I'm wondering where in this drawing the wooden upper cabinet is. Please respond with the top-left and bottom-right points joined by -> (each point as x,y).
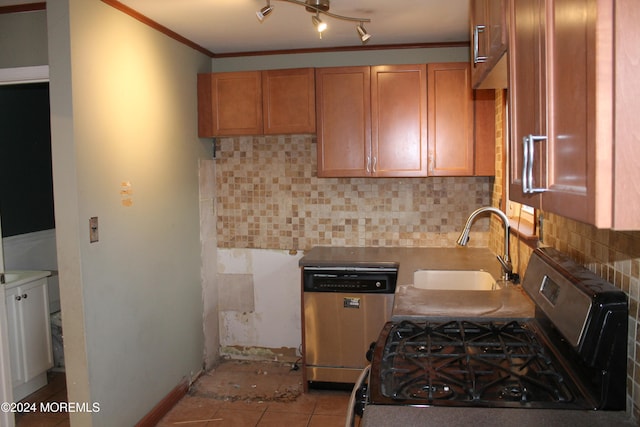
316,67 -> 371,177
316,65 -> 427,177
371,64 -> 428,177
427,62 -> 474,176
508,0 -> 640,229
317,63 -> 493,178
198,68 -> 315,137
198,71 -> 263,137
262,68 -> 315,135
470,0 -> 508,89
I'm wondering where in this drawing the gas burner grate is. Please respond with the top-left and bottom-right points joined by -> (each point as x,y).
379,320 -> 575,405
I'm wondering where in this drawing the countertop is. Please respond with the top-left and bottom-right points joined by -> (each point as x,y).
299,246 -> 535,320
2,270 -> 52,290
361,405 -> 635,427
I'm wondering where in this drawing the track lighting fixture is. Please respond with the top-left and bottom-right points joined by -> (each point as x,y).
255,0 -> 372,44
356,23 -> 372,43
256,1 -> 273,22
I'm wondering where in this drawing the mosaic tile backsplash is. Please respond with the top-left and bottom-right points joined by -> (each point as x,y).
215,135 -> 493,250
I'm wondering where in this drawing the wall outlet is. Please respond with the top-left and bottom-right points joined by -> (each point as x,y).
89,217 -> 99,243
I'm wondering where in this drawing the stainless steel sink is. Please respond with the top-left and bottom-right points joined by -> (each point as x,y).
412,270 -> 498,291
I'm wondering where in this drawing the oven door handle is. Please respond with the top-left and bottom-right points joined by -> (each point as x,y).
345,364 -> 370,427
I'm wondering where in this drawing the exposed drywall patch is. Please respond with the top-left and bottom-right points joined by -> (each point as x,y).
220,311 -> 257,346
217,249 -> 304,351
218,273 -> 254,312
217,248 -> 253,274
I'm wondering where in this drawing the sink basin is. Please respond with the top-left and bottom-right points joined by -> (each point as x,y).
412,270 -> 498,291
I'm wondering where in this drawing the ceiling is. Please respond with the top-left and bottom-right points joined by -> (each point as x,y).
2,0 -> 471,56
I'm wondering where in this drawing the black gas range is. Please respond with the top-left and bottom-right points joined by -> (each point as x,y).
355,247 -> 628,417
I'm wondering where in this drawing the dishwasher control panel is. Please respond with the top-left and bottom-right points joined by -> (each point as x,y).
303,266 -> 398,293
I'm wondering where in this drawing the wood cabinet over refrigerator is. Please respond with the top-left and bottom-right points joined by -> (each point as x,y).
508,0 -> 640,230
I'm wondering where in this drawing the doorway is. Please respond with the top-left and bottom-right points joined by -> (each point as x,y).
0,66 -> 67,425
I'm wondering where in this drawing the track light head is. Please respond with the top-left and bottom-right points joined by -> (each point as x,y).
312,15 -> 327,33
256,3 -> 273,21
356,23 -> 372,43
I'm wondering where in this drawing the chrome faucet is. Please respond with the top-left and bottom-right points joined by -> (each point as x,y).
457,207 -> 517,282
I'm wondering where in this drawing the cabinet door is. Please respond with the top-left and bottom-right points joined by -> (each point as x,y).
427,63 -> 474,176
5,288 -> 24,387
371,64 -> 427,177
4,279 -> 52,387
198,71 -> 262,136
19,280 -> 53,382
508,0 -> 544,208
263,68 -> 315,135
316,67 -> 371,177
540,0 -> 593,223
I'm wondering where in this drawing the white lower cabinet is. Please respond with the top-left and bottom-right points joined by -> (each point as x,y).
5,277 -> 53,401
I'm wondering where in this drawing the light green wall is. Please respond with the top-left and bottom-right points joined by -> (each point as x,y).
0,10 -> 48,68
212,46 -> 469,72
47,0 -> 211,425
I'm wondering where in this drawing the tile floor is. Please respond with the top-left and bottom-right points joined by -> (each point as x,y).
14,361 -> 355,427
158,360 -> 354,427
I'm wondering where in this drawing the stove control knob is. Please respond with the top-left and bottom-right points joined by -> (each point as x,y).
355,384 -> 368,417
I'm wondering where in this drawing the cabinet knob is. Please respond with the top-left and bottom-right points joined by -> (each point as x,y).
22,293 -> 28,299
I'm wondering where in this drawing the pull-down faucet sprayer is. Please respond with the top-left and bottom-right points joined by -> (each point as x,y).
457,207 -> 518,282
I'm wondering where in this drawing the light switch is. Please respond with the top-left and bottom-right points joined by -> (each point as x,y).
89,217 -> 99,243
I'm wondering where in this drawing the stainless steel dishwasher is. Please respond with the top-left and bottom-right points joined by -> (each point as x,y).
302,265 -> 397,386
